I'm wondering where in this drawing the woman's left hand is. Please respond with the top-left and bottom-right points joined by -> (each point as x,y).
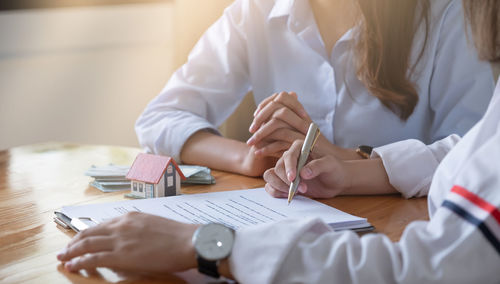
57,212 -> 199,274
247,91 -> 359,160
247,92 -> 312,157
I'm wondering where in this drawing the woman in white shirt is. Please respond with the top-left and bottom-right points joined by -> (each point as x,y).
135,0 -> 493,177
57,1 -> 500,282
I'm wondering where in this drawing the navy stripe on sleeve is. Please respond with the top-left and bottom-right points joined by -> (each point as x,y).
442,200 -> 500,255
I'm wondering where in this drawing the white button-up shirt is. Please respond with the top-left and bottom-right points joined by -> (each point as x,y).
229,79 -> 500,283
136,0 -> 493,164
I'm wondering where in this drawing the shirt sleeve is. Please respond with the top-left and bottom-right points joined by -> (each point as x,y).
427,1 -> 494,140
230,208 -> 500,284
230,116 -> 500,284
371,134 -> 461,198
135,0 -> 251,162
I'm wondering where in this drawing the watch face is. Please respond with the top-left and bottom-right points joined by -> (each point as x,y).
193,223 -> 235,261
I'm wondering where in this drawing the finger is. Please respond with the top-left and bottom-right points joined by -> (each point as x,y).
250,100 -> 286,133
254,141 -> 290,158
297,183 -> 308,194
247,118 -> 291,146
264,169 -> 288,197
253,92 -> 280,119
301,156 -> 339,180
248,106 -> 310,146
270,106 -> 310,134
67,223 -> 113,248
272,91 -> 309,119
65,252 -> 116,272
272,155 -> 290,184
251,92 -> 309,134
59,236 -> 114,261
264,183 -> 288,198
283,140 -> 304,182
250,128 -> 304,154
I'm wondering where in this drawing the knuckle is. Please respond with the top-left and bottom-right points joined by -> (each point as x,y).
274,128 -> 289,139
80,238 -> 91,250
118,241 -> 135,253
86,253 -> 101,264
125,211 -> 139,218
274,108 -> 288,119
267,118 -> 280,128
263,169 -> 272,181
265,184 -> 280,197
275,92 -> 287,102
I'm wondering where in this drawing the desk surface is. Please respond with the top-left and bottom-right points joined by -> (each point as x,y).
0,143 -> 428,283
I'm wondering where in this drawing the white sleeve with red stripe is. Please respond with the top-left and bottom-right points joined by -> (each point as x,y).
371,134 -> 461,198
230,203 -> 500,283
230,133 -> 500,284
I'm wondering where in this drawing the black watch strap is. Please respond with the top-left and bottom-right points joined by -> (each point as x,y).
197,255 -> 220,278
356,145 -> 373,159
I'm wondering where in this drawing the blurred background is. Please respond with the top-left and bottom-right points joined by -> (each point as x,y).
1,1 -> 498,151
0,0 -> 256,150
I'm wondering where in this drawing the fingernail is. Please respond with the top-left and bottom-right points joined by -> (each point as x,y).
247,137 -> 255,145
286,171 -> 293,181
254,149 -> 261,156
253,109 -> 259,117
65,260 -> 73,271
57,248 -> 67,260
249,123 -> 255,132
298,184 -> 307,193
303,167 -> 312,177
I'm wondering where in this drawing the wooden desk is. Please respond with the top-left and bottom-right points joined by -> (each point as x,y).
0,143 -> 428,283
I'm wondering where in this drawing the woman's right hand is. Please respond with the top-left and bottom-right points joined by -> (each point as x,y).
263,140 -> 352,199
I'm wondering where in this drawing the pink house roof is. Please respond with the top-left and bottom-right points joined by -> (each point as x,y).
126,153 -> 186,184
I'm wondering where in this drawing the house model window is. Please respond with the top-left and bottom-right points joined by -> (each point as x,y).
126,153 -> 186,199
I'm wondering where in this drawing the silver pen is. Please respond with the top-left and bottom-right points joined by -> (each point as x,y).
288,122 -> 320,205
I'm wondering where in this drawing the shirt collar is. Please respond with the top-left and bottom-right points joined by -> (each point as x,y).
268,0 -> 356,58
268,0 -> 295,20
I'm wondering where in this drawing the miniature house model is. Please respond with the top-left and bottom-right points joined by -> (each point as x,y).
126,153 -> 186,198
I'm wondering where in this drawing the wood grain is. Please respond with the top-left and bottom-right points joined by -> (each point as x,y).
0,143 -> 429,283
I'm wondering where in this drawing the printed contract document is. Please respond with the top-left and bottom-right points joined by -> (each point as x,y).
57,188 -> 371,231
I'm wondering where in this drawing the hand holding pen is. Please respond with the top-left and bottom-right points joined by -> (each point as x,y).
263,123 -> 353,201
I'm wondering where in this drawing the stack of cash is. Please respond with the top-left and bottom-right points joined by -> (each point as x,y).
85,164 -> 215,193
85,164 -> 131,192
179,165 -> 216,185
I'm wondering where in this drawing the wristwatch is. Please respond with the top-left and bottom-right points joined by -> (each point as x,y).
192,223 -> 235,278
356,145 -> 373,159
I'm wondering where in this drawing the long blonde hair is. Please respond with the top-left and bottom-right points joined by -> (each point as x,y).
463,0 -> 500,62
354,0 -> 430,120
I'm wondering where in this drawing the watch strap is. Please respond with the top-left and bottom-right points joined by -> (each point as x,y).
197,255 -> 220,278
356,145 -> 373,159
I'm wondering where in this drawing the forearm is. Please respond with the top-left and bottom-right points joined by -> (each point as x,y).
342,158 -> 397,195
315,135 -> 362,160
181,131 -> 244,173
180,130 -> 275,177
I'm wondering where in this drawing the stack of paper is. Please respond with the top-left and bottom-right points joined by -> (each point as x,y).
85,164 -> 216,193
85,164 -> 131,192
57,188 -> 373,232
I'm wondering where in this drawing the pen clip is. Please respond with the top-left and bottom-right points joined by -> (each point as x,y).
310,128 -> 321,152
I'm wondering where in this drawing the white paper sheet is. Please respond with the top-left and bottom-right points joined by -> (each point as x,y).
59,188 -> 369,230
